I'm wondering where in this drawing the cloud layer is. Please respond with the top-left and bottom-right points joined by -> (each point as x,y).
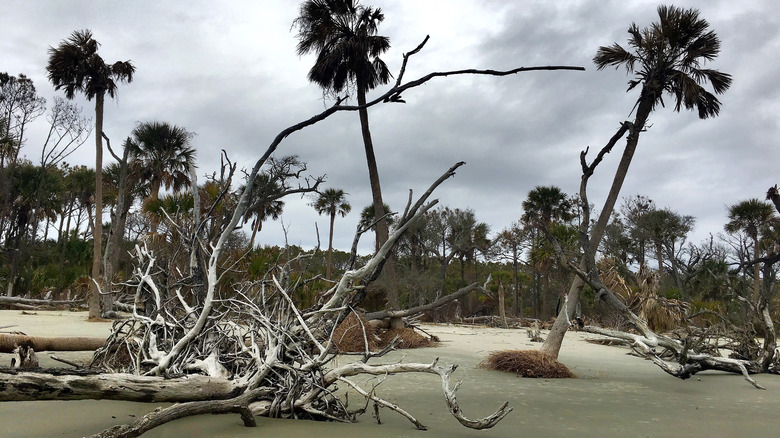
2,1 -> 777,252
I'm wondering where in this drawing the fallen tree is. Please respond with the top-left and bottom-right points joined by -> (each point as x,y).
0,296 -> 83,309
364,281 -> 486,329
0,333 -> 105,353
0,37 -> 585,436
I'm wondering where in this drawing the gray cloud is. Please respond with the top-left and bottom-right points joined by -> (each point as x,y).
1,0 -> 776,253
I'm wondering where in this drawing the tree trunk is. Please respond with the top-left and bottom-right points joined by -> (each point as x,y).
248,217 -> 261,249
541,108 -> 646,358
356,86 -> 398,309
89,92 -> 105,319
753,234 -> 761,301
513,246 -> 520,316
0,370 -> 242,402
497,279 -> 507,328
655,239 -> 664,277
0,333 -> 105,353
102,139 -> 131,315
147,179 -> 162,234
364,282 -> 483,322
327,211 -> 335,280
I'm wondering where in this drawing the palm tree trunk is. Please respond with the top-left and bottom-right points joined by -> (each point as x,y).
248,218 -> 262,249
327,211 -> 335,280
753,234 -> 761,301
356,86 -> 398,309
356,88 -> 388,249
512,247 -> 520,316
541,99 -> 652,358
89,92 -> 105,319
148,180 -> 162,234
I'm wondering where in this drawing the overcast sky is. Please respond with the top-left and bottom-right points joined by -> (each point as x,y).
2,1 -> 778,254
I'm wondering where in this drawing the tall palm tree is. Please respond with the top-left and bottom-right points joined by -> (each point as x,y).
590,5 -> 731,247
543,6 -> 732,357
295,0 -> 391,246
312,188 -> 351,279
127,121 -> 196,232
725,199 -> 776,300
47,29 -> 135,319
521,186 -> 574,317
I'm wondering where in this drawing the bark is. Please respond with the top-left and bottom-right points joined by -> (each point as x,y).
0,333 -> 106,353
0,370 -> 243,402
89,92 -> 105,319
356,85 -> 399,309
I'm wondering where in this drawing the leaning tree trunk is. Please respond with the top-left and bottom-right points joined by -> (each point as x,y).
541,114 -> 639,358
89,92 -> 105,320
357,85 -> 399,309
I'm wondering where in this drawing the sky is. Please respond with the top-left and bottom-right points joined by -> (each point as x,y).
1,0 -> 778,254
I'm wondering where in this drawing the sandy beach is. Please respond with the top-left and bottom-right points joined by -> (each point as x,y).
1,310 -> 778,437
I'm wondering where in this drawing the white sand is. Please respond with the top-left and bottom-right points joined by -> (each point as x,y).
1,310 -> 779,437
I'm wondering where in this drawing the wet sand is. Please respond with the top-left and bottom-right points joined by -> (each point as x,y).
1,310 -> 778,437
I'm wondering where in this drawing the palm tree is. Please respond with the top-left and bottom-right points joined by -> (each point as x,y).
47,29 -> 135,319
359,202 -> 393,232
590,5 -> 731,248
295,0 -> 391,248
241,173 -> 286,249
725,199 -> 776,300
312,188 -> 351,279
521,186 -> 574,228
542,6 -> 732,357
127,121 -> 196,232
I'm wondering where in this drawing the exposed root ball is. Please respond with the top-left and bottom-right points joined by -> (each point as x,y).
332,312 -> 379,353
480,350 -> 575,378
380,327 -> 438,349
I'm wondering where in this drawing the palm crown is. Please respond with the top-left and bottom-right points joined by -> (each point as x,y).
594,5 -> 732,119
46,29 -> 135,101
314,188 -> 351,218
725,198 -> 776,241
295,0 -> 391,96
128,121 -> 196,199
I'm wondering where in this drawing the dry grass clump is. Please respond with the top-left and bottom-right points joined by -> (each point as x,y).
332,312 -> 379,353
480,350 -> 575,378
380,327 -> 438,349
